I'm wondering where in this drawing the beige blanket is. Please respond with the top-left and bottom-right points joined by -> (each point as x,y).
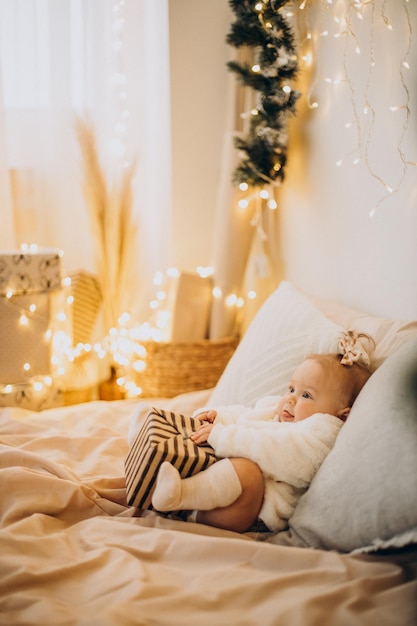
1,396 -> 416,625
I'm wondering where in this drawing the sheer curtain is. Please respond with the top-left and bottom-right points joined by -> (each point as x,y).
0,0 -> 172,322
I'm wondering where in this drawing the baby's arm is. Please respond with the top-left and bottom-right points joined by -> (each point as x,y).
190,421 -> 215,444
191,399 -> 277,443
207,417 -> 340,488
193,404 -> 247,425
193,398 -> 279,426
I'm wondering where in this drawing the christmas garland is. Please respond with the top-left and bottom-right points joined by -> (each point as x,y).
227,0 -> 299,188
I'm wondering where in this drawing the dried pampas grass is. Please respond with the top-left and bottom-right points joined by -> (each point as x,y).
75,115 -> 138,332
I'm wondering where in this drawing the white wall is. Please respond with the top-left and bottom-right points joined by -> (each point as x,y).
169,2 -> 417,321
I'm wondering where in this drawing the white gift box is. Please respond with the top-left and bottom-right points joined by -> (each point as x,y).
166,272 -> 213,342
0,381 -> 63,411
0,289 -> 71,383
0,248 -> 70,410
0,247 -> 63,295
0,292 -> 52,384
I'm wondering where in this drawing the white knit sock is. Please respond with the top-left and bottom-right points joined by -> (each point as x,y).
151,458 -> 242,512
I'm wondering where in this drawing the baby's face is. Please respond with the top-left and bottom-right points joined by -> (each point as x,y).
277,359 -> 348,422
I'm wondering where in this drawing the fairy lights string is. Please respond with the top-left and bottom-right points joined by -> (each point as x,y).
5,1 -> 415,402
1,258 -> 248,400
0,242 -> 260,401
368,0 -> 415,215
294,0 -> 415,216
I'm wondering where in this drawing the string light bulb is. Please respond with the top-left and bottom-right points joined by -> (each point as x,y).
19,313 -> 29,326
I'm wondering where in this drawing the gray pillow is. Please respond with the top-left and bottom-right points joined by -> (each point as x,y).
272,335 -> 417,553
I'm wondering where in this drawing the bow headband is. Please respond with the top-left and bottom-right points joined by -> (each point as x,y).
338,330 -> 371,368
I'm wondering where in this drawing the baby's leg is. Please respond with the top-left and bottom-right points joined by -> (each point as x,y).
152,458 -> 242,512
152,456 -> 264,533
196,457 -> 264,533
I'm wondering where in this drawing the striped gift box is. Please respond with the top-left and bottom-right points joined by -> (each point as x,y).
124,408 -> 217,511
68,271 -> 101,345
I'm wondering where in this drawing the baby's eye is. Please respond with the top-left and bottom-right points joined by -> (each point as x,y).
302,392 -> 312,399
288,386 -> 295,394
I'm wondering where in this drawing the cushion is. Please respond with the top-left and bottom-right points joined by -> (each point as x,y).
273,335 -> 417,553
309,293 -> 417,368
209,281 -> 344,407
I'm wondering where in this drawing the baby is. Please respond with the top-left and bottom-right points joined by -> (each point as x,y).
152,331 -> 373,533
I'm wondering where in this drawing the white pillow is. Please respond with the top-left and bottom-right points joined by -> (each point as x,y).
209,281 -> 344,407
309,293 -> 417,367
274,335 -> 417,554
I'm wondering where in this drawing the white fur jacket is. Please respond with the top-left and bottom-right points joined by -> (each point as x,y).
193,396 -> 344,532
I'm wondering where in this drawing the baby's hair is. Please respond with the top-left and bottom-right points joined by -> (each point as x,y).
305,353 -> 372,407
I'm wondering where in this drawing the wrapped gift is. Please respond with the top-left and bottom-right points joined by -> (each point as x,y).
0,292 -> 52,383
0,247 -> 63,295
0,288 -> 71,382
0,247 -> 70,410
0,381 -> 63,411
125,408 -> 217,510
53,271 -> 103,402
165,272 -> 212,341
68,271 -> 102,345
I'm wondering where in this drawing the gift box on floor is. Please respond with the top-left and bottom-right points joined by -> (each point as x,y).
125,408 -> 217,510
0,381 -> 64,411
0,292 -> 54,384
0,247 -> 71,410
0,247 -> 63,295
68,271 -> 102,345
165,272 -> 213,342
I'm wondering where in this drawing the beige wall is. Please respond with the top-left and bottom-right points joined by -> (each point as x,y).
169,0 -> 232,272
169,2 -> 417,321
281,2 -> 417,321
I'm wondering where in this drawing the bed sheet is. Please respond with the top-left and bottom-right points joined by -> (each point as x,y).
1,395 -> 416,626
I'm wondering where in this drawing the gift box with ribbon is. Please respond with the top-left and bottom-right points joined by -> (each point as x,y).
125,408 -> 217,511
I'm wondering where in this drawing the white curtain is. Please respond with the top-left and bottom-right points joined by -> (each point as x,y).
0,0 -> 172,322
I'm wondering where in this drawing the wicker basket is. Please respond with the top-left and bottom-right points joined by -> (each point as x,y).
135,336 -> 239,398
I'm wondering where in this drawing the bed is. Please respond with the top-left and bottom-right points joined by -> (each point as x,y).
1,281 -> 417,625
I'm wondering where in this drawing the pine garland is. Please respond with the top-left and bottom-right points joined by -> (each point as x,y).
227,0 -> 299,188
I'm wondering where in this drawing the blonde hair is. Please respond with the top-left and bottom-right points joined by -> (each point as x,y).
306,353 -> 372,407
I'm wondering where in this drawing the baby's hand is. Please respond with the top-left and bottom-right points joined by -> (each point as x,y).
195,409 -> 217,423
190,422 -> 215,445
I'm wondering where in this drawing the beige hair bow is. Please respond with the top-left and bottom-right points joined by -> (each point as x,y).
338,330 -> 371,368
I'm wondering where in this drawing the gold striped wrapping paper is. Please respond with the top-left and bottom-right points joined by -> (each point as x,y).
124,408 -> 217,510
68,271 -> 101,346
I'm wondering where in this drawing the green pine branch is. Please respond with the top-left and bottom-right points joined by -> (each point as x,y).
227,0 -> 299,188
